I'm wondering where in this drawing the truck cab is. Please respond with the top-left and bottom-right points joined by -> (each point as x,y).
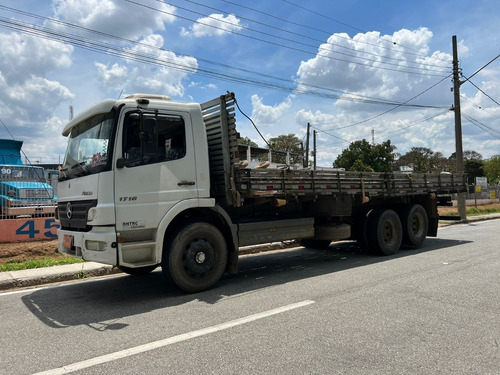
57,94 -> 212,270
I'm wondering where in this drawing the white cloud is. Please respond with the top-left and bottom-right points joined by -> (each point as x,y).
0,28 -> 74,161
296,28 -> 451,104
0,32 -> 73,83
95,34 -> 198,97
51,0 -> 176,40
181,14 -> 242,38
251,95 -> 292,125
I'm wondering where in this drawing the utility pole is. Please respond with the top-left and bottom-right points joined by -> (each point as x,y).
452,35 -> 467,221
313,130 -> 317,170
304,122 -> 311,168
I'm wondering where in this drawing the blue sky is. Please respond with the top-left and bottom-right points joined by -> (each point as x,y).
0,0 -> 499,166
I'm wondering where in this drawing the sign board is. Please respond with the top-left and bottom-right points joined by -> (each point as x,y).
475,177 -> 488,189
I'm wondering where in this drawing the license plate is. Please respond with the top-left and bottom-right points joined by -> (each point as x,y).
63,235 -> 73,250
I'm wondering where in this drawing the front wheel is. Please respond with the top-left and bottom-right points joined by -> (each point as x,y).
162,222 -> 228,293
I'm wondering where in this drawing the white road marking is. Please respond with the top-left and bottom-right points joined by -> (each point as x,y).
33,300 -> 315,375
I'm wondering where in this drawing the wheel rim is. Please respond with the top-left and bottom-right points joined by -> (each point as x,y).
411,212 -> 424,237
382,218 -> 397,246
183,239 -> 215,276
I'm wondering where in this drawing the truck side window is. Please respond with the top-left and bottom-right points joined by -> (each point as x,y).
157,115 -> 186,161
123,113 -> 186,166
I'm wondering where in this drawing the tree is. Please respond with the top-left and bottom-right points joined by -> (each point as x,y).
450,150 -> 484,181
483,155 -> 500,184
267,133 -> 303,164
333,139 -> 396,172
237,136 -> 258,147
397,147 -> 452,173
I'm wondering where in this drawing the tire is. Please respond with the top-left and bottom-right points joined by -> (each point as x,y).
366,209 -> 402,256
162,222 -> 228,293
356,209 -> 373,251
401,204 -> 428,247
118,265 -> 157,276
299,239 -> 331,249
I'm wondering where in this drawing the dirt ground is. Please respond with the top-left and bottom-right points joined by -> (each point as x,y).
1,203 -> 499,266
0,239 -> 59,265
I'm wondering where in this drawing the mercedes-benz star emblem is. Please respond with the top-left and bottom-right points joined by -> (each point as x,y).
66,202 -> 73,219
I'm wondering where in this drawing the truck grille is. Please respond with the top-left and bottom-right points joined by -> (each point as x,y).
58,200 -> 97,231
20,189 -> 53,199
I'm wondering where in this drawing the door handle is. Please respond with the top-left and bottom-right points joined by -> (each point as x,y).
178,181 -> 195,186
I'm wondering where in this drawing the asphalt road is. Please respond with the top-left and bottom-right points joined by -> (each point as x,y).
1,219 -> 499,375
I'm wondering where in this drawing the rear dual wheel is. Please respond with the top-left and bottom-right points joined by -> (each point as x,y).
401,204 -> 428,247
366,209 -> 402,256
360,204 -> 428,255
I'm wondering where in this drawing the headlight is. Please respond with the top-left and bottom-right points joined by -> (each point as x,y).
7,190 -> 16,198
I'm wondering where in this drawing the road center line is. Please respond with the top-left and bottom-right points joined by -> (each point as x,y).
33,299 -> 315,375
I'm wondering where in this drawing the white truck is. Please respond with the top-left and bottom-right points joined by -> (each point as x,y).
56,93 -> 466,292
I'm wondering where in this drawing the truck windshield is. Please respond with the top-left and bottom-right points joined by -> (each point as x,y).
61,110 -> 115,179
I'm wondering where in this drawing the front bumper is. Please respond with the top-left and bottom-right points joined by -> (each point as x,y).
57,226 -> 118,266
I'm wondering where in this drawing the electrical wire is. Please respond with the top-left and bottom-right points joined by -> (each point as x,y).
278,0 -> 445,59
316,73 -> 452,132
130,0 -> 449,77
177,0 -> 449,72
0,9 -> 448,109
464,78 -> 500,107
233,95 -> 271,148
462,113 -> 500,139
222,0 -> 451,65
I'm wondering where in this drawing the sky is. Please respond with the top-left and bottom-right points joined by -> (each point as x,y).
0,0 -> 499,167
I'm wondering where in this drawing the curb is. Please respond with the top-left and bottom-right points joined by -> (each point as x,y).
1,214 -> 499,291
0,263 -> 121,291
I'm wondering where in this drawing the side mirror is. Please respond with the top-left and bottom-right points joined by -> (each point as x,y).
116,158 -> 126,169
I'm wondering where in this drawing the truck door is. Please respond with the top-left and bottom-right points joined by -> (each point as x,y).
114,110 -> 197,234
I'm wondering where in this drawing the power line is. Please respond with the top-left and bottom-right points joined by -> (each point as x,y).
460,94 -> 500,122
132,0 -> 449,77
278,0 -> 445,59
464,78 -> 500,107
178,0 -> 449,72
461,54 -> 500,84
462,112 -> 500,139
318,74 -> 451,131
0,8 -> 448,109
222,0 -> 451,65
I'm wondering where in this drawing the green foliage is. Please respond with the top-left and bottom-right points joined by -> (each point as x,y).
464,159 -> 484,181
333,139 -> 396,172
483,155 -> 500,184
268,133 -> 303,164
397,147 -> 455,173
237,136 -> 258,147
0,257 -> 83,272
444,206 -> 500,217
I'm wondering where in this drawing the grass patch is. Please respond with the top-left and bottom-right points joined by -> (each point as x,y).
442,206 -> 500,217
0,257 -> 84,272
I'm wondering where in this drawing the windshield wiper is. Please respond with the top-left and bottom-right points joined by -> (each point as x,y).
70,161 -> 91,176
